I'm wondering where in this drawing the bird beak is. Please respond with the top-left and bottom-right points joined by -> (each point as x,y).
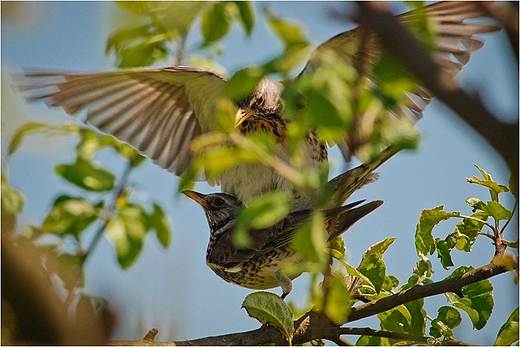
235,108 -> 252,127
182,190 -> 207,207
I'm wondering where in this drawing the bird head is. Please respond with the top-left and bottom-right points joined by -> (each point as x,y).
235,77 -> 284,127
182,191 -> 243,234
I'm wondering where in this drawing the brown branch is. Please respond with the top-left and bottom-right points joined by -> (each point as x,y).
348,260 -> 513,322
355,2 -> 519,183
108,260 -> 514,346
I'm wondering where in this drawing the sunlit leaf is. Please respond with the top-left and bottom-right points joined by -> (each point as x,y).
445,266 -> 494,330
483,200 -> 512,221
149,203 -> 172,248
55,157 -> 115,192
495,307 -> 519,346
105,204 -> 148,269
435,239 -> 454,269
242,292 -> 294,343
291,210 -> 327,264
467,165 -> 509,201
233,2 -> 254,36
342,261 -> 376,294
1,174 -> 25,233
42,195 -> 100,238
235,191 -> 292,248
358,253 -> 386,294
362,238 -> 397,259
323,272 -> 354,325
405,299 -> 426,336
430,306 -> 462,338
202,3 -> 231,45
264,7 -> 308,47
358,238 -> 396,294
415,205 -> 459,256
8,122 -> 48,155
225,67 -> 266,100
465,196 -> 485,211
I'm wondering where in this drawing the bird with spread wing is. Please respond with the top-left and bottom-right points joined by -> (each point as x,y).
16,2 -> 499,206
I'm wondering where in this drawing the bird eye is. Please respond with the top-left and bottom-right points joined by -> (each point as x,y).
213,197 -> 224,207
257,95 -> 265,105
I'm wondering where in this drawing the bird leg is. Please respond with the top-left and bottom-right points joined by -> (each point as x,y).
274,269 -> 292,299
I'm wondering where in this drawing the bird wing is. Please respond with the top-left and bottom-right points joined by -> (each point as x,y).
299,1 -> 500,160
207,209 -> 312,269
208,200 -> 380,269
16,66 -> 227,178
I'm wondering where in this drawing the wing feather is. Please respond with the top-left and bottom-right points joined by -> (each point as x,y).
17,66 -> 227,177
301,1 -> 500,161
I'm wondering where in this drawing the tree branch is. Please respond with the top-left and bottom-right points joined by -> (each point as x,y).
108,260 -> 515,346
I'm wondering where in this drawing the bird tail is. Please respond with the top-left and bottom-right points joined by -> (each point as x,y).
326,146 -> 398,208
326,199 -> 384,241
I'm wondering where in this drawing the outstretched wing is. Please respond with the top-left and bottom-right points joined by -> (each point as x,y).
16,66 -> 227,177
300,1 -> 500,160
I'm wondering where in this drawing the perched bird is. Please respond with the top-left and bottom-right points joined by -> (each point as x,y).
15,2 -> 499,203
183,190 -> 383,297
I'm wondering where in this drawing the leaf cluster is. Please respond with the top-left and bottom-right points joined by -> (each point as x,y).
5,122 -> 172,315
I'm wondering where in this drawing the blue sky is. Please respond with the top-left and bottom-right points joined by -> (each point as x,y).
2,2 -> 518,344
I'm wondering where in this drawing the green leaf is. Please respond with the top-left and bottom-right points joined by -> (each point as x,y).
495,307 -> 519,346
149,203 -> 172,248
42,196 -> 100,238
235,191 -> 292,248
238,191 -> 292,228
264,7 -> 307,48
105,204 -> 148,269
483,200 -> 512,221
465,196 -> 486,211
405,299 -> 426,336
242,292 -> 294,343
358,253 -> 386,294
413,256 -> 433,280
8,122 -> 49,155
323,272 -> 355,325
233,1 -> 254,36
415,205 -> 459,256
430,306 -> 462,338
358,238 -> 396,294
448,211 -> 487,253
327,235 -> 346,260
356,335 -> 381,346
291,210 -> 327,263
1,174 -> 25,233
342,261 -> 376,294
445,266 -> 494,330
373,50 -> 419,103
436,239 -> 454,269
55,157 -> 115,192
362,238 -> 397,259
201,3 -> 231,45
105,24 -> 151,55
509,175 -> 518,198
225,66 -> 266,100
467,165 -> 509,201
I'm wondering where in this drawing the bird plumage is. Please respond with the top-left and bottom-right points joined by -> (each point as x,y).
183,190 -> 383,294
15,2 -> 500,203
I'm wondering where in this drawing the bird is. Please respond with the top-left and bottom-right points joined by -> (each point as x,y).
15,2 -> 500,204
182,190 -> 383,297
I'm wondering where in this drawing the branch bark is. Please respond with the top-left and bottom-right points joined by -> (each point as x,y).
108,259 -> 515,346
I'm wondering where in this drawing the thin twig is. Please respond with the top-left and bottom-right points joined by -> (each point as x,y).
63,161 -> 133,309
